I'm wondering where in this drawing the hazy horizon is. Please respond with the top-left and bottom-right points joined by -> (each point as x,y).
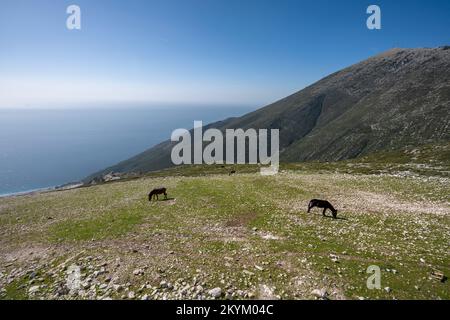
1,0 -> 449,109
0,105 -> 255,195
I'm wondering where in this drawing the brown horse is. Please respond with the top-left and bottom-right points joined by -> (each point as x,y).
307,199 -> 338,219
148,187 -> 168,201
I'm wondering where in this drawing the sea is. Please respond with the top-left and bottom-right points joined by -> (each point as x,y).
0,106 -> 254,196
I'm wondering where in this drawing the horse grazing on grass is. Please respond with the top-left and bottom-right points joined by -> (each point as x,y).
307,199 -> 338,219
149,187 -> 168,201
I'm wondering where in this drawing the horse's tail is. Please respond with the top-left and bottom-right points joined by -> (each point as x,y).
148,192 -> 153,201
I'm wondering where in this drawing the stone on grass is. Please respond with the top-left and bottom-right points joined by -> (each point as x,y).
311,288 -> 328,299
29,285 -> 40,294
208,287 -> 222,298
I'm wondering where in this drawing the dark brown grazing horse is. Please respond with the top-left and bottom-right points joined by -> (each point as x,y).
148,187 -> 168,201
229,170 -> 236,176
307,199 -> 338,219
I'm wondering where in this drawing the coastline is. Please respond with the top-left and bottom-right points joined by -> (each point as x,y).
0,187 -> 55,199
0,182 -> 84,199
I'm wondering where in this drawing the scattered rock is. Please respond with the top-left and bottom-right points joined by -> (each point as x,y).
55,283 -> 70,296
29,285 -> 40,294
243,270 -> 255,276
430,269 -> 447,283
258,284 -> 278,300
113,284 -> 122,292
260,233 -> 281,240
133,269 -> 144,276
330,254 -> 340,263
311,288 -> 328,299
208,287 -> 222,298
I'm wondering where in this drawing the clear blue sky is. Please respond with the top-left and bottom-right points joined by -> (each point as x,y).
0,0 -> 449,108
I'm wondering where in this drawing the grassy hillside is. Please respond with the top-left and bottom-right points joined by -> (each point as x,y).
1,159 -> 449,300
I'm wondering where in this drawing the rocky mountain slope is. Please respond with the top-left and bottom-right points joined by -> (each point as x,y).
85,47 -> 450,181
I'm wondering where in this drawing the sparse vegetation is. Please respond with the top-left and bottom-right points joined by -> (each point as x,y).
0,153 -> 449,300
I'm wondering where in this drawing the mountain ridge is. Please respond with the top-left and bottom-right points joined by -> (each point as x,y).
85,46 -> 450,182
